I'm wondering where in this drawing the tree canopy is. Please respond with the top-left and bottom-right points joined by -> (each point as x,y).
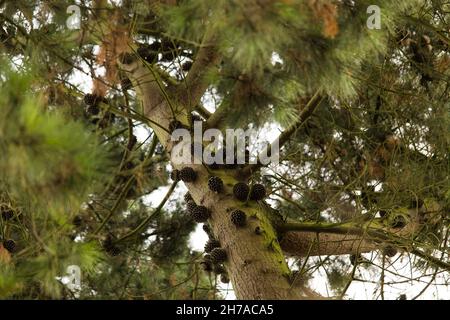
0,0 -> 448,300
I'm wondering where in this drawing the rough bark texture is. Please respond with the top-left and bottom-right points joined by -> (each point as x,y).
180,167 -> 302,299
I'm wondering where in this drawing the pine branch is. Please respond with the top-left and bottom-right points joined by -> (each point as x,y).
175,29 -> 220,110
278,221 -> 450,271
117,181 -> 178,243
204,99 -> 228,130
239,91 -> 324,178
92,176 -> 136,235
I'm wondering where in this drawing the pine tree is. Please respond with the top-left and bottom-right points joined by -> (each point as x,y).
0,0 -> 448,300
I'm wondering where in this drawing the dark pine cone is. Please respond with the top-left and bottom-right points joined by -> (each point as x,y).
200,258 -> 213,272
204,239 -> 221,253
184,192 -> 193,203
137,45 -> 157,63
210,248 -> 227,264
208,176 -> 224,193
233,182 -> 249,201
249,184 -> 266,201
182,61 -> 193,71
203,253 -> 212,263
202,224 -> 213,237
191,206 -> 211,223
84,93 -> 101,106
102,237 -> 121,256
170,169 -> 180,181
1,206 -> 14,220
213,264 -> 226,275
179,167 -> 197,183
220,274 -> 230,284
2,239 -> 16,253
231,210 -> 246,227
383,245 -> 398,258
106,246 -> 121,256
186,200 -> 197,214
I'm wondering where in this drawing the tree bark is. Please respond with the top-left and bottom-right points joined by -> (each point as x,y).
279,231 -> 376,257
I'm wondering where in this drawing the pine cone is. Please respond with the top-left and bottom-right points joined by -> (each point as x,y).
204,239 -> 221,253
202,224 -> 212,237
191,206 -> 210,223
233,182 -> 249,201
106,246 -> 121,256
2,239 -> 16,253
102,237 -> 121,256
137,45 -> 157,63
191,114 -> 202,124
170,169 -> 180,181
179,167 -> 197,182
208,176 -> 223,193
231,210 -> 246,227
84,93 -> 101,106
1,206 -> 14,220
186,200 -> 197,214
200,259 -> 213,272
213,264 -> 226,275
249,184 -> 266,201
220,274 -> 230,284
204,253 -> 212,262
182,61 -> 193,71
184,192 -> 193,203
210,248 -> 227,264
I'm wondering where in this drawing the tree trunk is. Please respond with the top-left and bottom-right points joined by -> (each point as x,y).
180,165 -> 302,299
122,59 -> 302,299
